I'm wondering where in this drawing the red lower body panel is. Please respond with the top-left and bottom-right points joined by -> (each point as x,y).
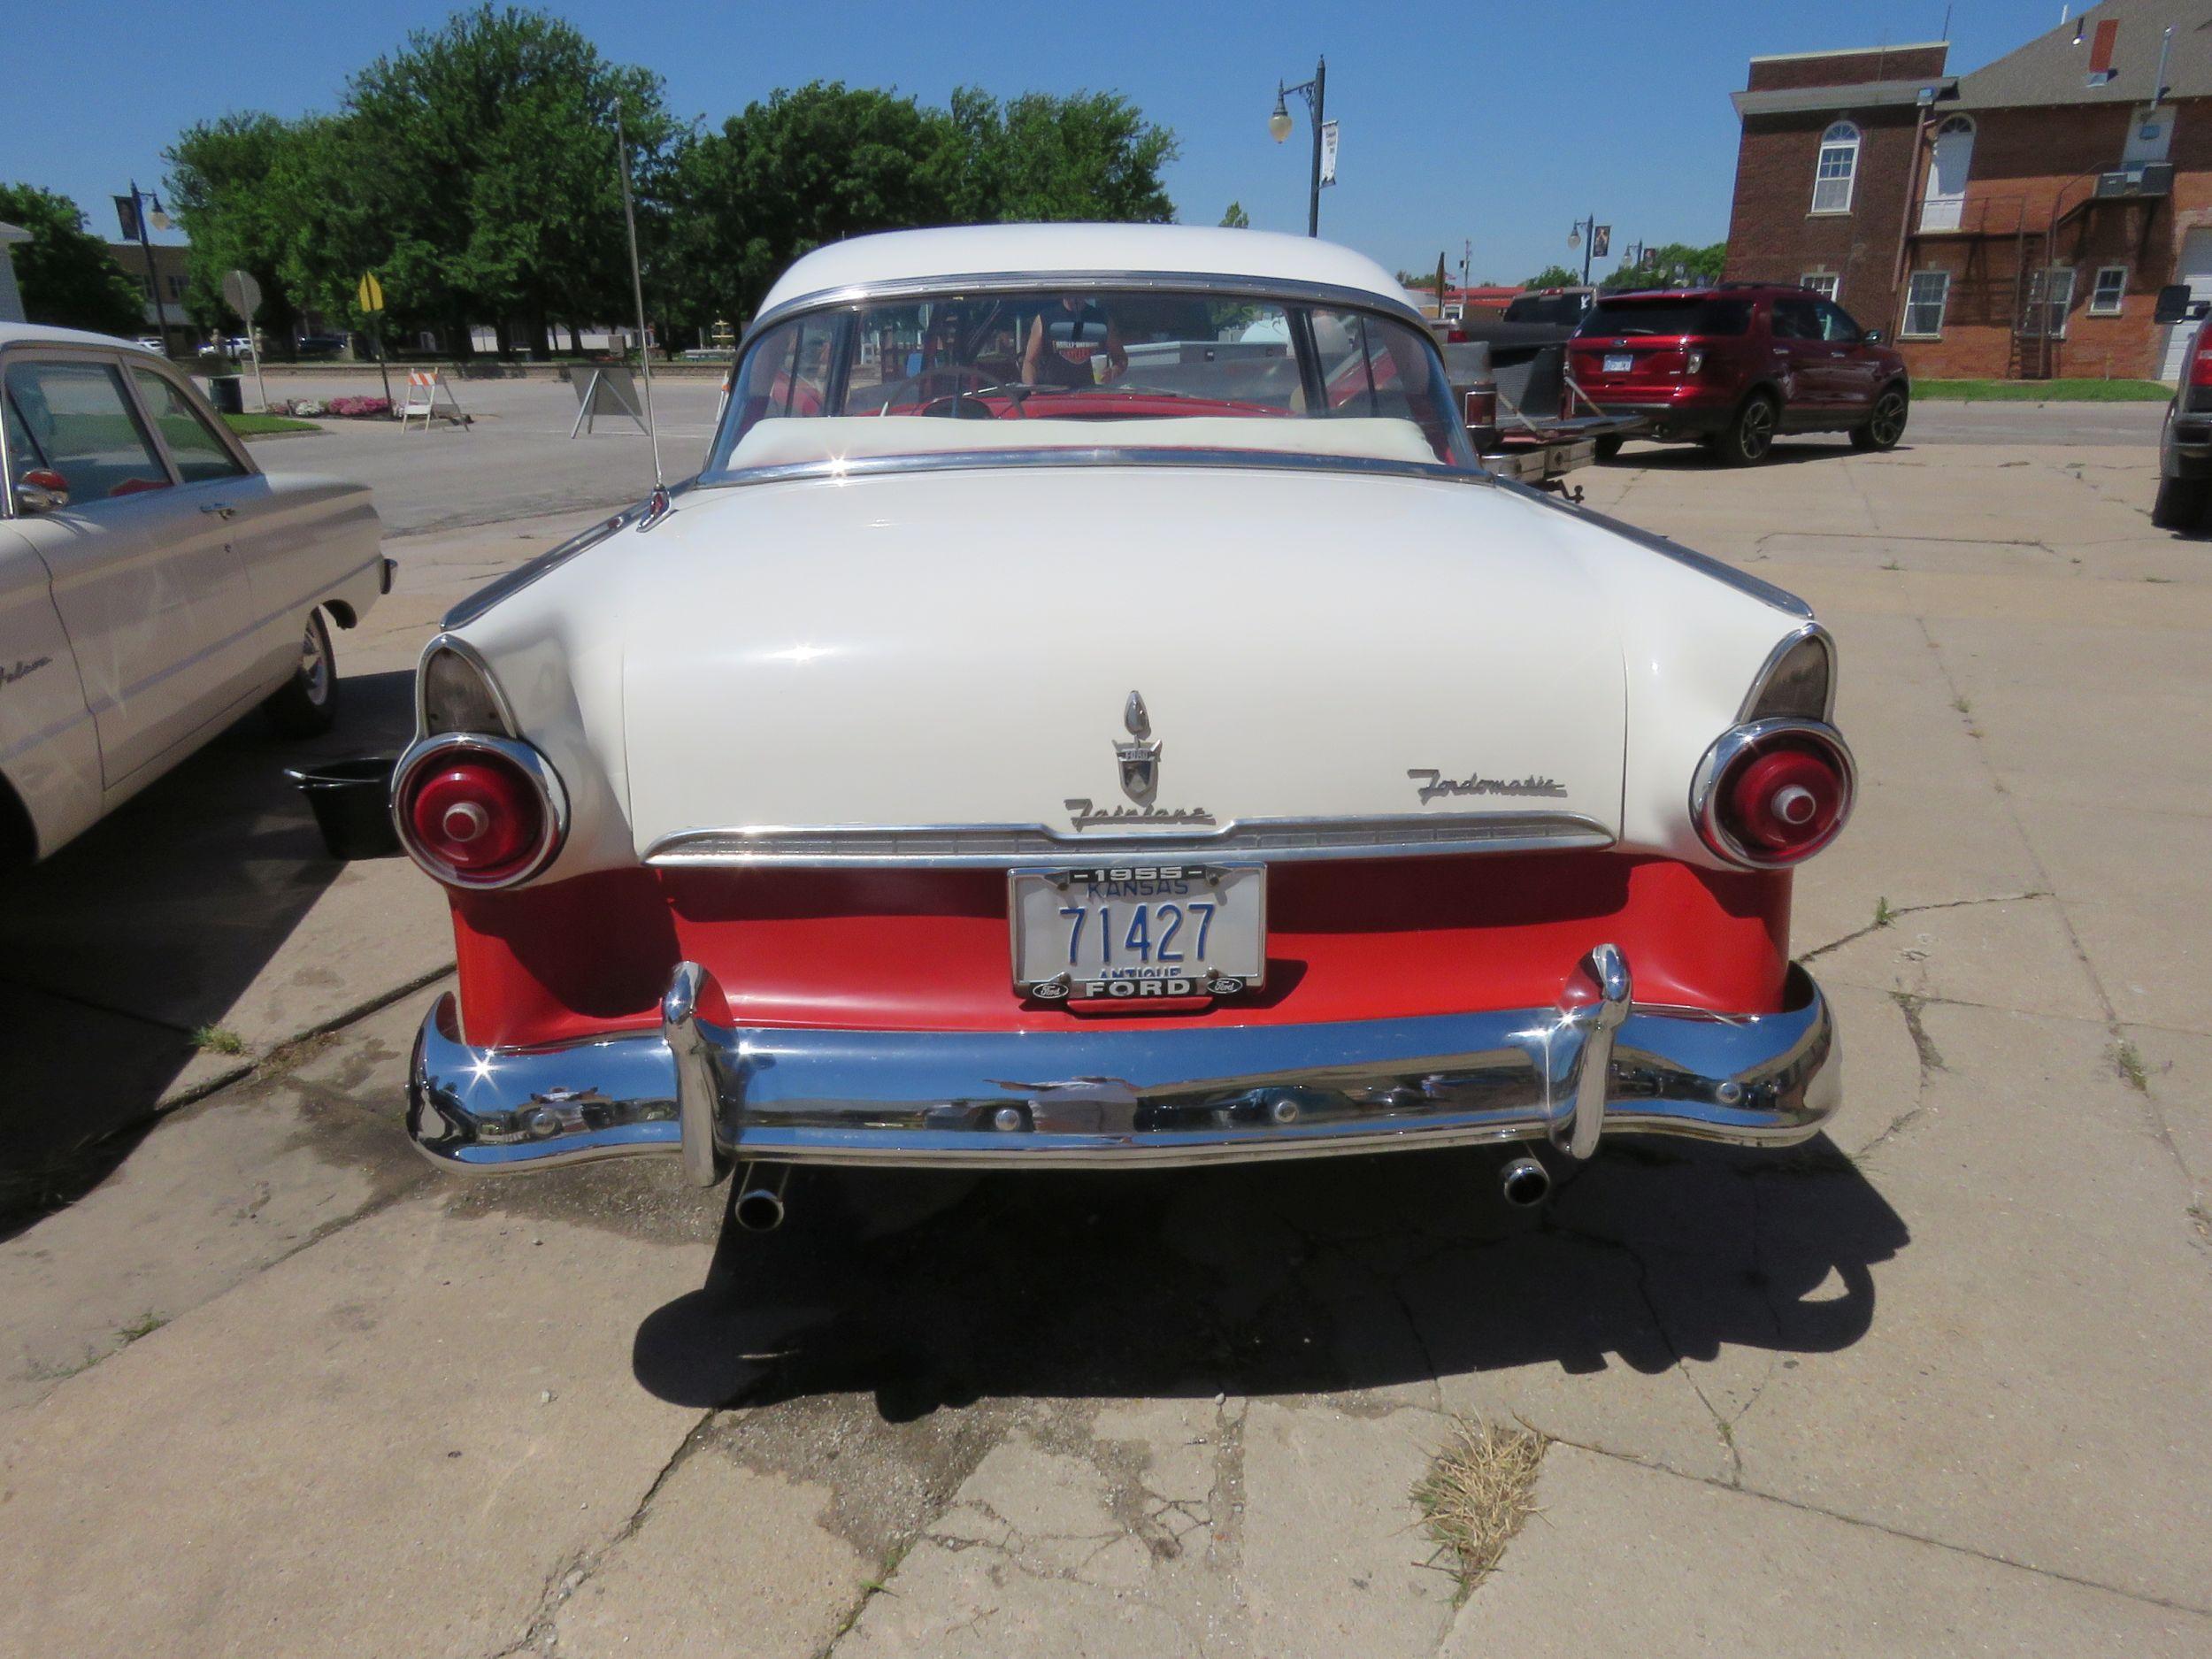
447,853 -> 1792,1051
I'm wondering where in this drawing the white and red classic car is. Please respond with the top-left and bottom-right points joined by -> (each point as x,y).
400,226 -> 1847,1222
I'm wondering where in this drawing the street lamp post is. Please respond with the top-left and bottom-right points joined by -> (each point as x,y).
1268,58 -> 1327,237
124,180 -> 173,351
1567,213 -> 1596,285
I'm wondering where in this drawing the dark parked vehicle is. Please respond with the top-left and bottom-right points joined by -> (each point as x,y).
294,334 -> 349,359
2153,283 -> 2212,530
1568,286 -> 1910,465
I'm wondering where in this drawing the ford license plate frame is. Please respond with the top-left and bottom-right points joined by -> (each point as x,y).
1010,863 -> 1265,1002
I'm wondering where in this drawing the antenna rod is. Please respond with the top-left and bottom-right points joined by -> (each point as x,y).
614,97 -> 664,497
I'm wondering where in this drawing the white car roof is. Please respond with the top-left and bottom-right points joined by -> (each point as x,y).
0,321 -> 157,351
757,224 -> 1412,320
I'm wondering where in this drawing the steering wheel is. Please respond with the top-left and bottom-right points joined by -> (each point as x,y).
880,365 -> 999,418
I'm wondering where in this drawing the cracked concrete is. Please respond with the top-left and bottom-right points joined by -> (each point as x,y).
3,407 -> 2209,1655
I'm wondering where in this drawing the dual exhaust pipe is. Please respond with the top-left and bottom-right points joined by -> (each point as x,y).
732,1153 -> 1550,1232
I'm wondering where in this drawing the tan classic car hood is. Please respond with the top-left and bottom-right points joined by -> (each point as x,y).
616,463 -> 1629,857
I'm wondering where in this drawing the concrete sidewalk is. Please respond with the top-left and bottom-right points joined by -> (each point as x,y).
2,426 -> 2207,1657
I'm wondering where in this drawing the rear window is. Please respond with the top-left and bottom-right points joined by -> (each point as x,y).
1578,298 -> 1752,339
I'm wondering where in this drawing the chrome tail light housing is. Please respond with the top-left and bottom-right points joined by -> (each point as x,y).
392,732 -> 568,888
1691,718 -> 1855,869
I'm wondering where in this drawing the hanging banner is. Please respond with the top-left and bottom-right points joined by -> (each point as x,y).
114,196 -> 142,241
1318,120 -> 1340,188
1592,225 -> 1611,258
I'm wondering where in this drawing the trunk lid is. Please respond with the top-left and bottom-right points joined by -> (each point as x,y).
618,463 -> 1626,855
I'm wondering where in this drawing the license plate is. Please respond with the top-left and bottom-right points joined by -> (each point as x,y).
1010,864 -> 1265,1001
1603,352 -> 1634,373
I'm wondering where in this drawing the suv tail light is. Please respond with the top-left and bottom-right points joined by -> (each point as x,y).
2191,338 -> 2212,388
1693,721 -> 1855,868
394,734 -> 567,888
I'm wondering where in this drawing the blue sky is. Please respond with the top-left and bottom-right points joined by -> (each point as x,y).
8,0 -> 2056,287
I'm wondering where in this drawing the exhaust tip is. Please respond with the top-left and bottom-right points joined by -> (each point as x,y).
732,1162 -> 792,1233
1499,1156 -> 1552,1209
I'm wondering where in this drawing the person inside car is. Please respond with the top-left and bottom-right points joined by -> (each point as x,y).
1023,295 -> 1127,388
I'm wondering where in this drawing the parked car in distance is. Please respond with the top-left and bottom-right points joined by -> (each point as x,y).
396,224 -> 1850,1226
2153,282 -> 2212,530
294,334 -> 348,359
1,323 -> 390,868
1502,286 -> 1597,328
197,335 -> 254,359
1568,285 -> 1910,465
132,336 -> 166,355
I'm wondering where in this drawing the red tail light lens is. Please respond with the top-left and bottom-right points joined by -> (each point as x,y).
2191,340 -> 2212,388
1694,723 -> 1855,868
394,736 -> 565,887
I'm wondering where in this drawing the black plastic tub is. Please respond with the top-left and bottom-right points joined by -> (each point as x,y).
286,756 -> 402,860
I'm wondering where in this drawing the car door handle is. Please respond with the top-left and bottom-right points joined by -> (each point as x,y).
200,503 -> 236,519
1830,350 -> 1849,358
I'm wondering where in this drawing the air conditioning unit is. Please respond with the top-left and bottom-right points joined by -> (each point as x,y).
2096,163 -> 2175,198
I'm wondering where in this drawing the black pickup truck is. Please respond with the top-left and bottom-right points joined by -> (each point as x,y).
1435,288 -> 1640,484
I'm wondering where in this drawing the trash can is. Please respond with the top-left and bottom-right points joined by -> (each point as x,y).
285,756 -> 402,860
208,374 -> 245,416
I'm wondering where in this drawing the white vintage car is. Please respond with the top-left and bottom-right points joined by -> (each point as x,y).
1,323 -> 388,865
401,226 -> 1848,1222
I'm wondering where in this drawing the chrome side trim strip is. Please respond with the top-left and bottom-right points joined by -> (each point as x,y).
439,481 -> 697,630
1494,475 -> 1816,620
696,445 -> 1488,495
643,810 -> 1616,869
405,960 -> 1840,1175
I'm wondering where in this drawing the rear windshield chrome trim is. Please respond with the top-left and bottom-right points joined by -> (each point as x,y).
745,269 -> 1435,343
698,445 -> 1491,493
644,811 -> 1615,869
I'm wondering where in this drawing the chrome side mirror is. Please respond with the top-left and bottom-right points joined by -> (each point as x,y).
14,468 -> 70,514
1862,328 -> 1885,345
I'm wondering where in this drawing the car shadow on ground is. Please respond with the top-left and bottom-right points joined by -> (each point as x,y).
0,665 -> 415,1238
1608,440 -> 1908,470
633,1137 -> 1908,1418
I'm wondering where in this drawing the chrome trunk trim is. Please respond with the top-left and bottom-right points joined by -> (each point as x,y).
642,811 -> 1615,869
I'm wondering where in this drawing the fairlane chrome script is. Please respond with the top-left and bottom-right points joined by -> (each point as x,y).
1065,801 -> 1217,831
1,656 -> 53,688
1407,768 -> 1570,804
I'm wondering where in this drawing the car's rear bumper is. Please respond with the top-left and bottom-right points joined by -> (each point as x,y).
406,947 -> 1839,1177
1583,397 -> 1738,440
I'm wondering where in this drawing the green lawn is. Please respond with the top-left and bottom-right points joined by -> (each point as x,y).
222,411 -> 322,436
1915,378 -> 2173,403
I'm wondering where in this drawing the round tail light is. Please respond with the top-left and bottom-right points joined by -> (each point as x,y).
394,735 -> 566,887
1694,721 -> 1854,868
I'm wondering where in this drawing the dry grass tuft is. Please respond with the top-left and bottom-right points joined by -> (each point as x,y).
1411,1418 -> 1547,1598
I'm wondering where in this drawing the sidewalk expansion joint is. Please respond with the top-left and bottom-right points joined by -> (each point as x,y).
1797,891 -> 2050,964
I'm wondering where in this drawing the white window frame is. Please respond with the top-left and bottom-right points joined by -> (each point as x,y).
1811,121 -> 1861,215
1902,270 -> 1950,338
1799,272 -> 1840,302
2024,266 -> 2078,339
2089,264 -> 2128,316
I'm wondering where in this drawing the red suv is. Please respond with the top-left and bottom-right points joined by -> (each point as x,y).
1567,285 -> 1910,465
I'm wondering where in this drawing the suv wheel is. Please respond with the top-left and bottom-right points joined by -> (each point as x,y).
2152,474 -> 2212,531
1852,384 -> 1909,451
1712,392 -> 1778,466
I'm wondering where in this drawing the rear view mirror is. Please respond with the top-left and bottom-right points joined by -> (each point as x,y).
2154,284 -> 2197,325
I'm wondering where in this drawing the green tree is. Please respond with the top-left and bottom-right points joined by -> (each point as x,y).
1601,242 -> 1725,291
1219,201 -> 1249,229
165,112 -> 307,346
0,183 -> 143,336
343,5 -> 677,354
1522,264 -> 1582,290
941,89 -> 1176,224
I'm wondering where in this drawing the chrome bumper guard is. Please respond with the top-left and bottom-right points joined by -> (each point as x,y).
407,945 -> 1839,1179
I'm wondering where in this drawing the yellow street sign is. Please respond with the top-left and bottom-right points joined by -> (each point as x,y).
357,273 -> 385,313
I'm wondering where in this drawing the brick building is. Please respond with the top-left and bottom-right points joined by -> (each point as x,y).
106,240 -> 192,349
1723,0 -> 2212,380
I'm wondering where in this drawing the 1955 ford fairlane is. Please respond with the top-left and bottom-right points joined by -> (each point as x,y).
399,225 -> 1849,1224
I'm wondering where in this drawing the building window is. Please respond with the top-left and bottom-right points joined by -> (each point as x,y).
1921,115 -> 1975,233
2023,266 -> 2077,339
1903,271 -> 1949,337
2089,265 -> 2128,315
165,275 -> 187,299
1800,273 -> 1839,302
1811,121 -> 1860,214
